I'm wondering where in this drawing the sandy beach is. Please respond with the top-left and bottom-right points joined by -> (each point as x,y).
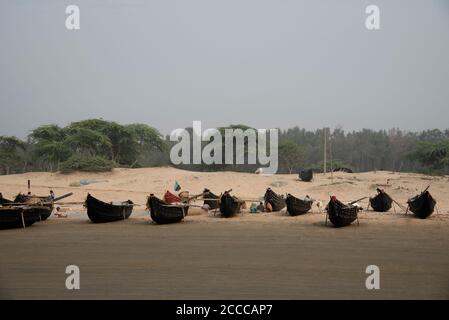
1,168 -> 448,299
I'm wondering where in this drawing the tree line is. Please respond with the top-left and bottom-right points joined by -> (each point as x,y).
0,119 -> 448,175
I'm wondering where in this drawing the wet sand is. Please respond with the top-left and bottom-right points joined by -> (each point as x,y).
1,212 -> 448,299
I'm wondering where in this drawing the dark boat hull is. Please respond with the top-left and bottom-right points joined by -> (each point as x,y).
36,203 -> 53,221
0,206 -> 42,229
86,193 -> 133,223
264,188 -> 286,212
299,169 -> 313,182
286,194 -> 313,216
326,199 -> 359,228
219,193 -> 242,218
407,191 -> 436,219
148,195 -> 187,224
369,192 -> 393,212
203,189 -> 219,210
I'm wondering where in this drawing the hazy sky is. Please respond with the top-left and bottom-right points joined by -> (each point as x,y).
1,0 -> 448,138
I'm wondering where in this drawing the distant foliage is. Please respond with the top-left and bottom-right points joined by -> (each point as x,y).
0,120 -> 449,175
25,119 -> 165,173
278,140 -> 305,174
0,136 -> 26,175
407,141 -> 449,175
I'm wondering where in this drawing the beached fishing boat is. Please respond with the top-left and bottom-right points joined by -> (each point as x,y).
299,169 -> 313,182
326,196 -> 360,227
13,193 -> 54,220
202,188 -> 220,210
407,188 -> 436,219
285,194 -> 313,216
219,191 -> 243,217
147,194 -> 188,224
1,193 -> 53,220
85,193 -> 134,223
369,189 -> 393,212
264,188 -> 286,212
0,206 -> 42,229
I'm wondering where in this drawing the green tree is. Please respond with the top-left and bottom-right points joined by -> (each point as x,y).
68,119 -> 139,165
0,136 -> 26,174
64,127 -> 112,157
29,125 -> 70,171
278,140 -> 304,173
126,123 -> 166,152
408,141 -> 449,174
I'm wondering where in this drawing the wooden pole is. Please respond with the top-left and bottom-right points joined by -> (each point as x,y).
21,210 -> 26,229
392,199 -> 407,212
330,132 -> 334,184
349,197 -> 368,205
52,192 -> 74,202
323,128 -> 327,175
27,180 -> 31,194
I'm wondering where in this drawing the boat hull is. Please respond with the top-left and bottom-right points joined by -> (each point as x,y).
148,195 -> 187,224
219,193 -> 242,218
286,194 -> 313,216
0,206 -> 42,229
408,191 -> 436,219
86,194 -> 133,223
326,199 -> 359,228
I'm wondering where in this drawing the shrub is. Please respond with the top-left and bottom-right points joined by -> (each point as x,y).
59,154 -> 115,173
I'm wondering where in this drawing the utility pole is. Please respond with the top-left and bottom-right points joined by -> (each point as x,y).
330,133 -> 334,184
323,128 -> 327,175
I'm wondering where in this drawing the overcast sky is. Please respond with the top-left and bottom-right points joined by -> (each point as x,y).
1,0 -> 448,138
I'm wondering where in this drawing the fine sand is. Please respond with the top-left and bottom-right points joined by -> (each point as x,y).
0,168 -> 448,299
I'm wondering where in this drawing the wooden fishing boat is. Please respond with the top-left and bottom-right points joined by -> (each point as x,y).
264,188 -> 286,212
219,191 -> 243,218
202,188 -> 220,210
0,206 -> 42,229
407,188 -> 436,219
1,193 -> 53,220
147,194 -> 188,224
369,188 -> 393,212
326,196 -> 360,228
285,194 -> 313,216
13,193 -> 54,220
298,169 -> 313,182
85,193 -> 134,223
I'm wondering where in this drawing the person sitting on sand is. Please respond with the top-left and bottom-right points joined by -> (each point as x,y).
256,202 -> 265,212
53,206 -> 67,218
